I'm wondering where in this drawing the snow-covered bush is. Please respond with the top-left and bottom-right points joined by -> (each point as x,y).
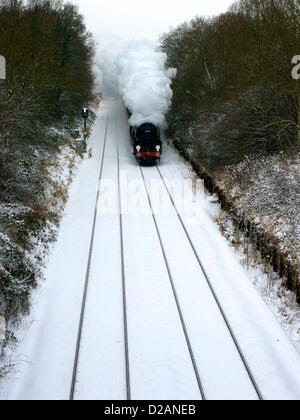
161,0 -> 299,171
216,155 -> 300,280
0,0 -> 96,373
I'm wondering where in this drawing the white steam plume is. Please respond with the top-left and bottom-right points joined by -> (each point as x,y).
97,37 -> 176,128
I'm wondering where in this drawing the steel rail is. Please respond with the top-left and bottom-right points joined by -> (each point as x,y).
155,163 -> 263,401
140,165 -> 206,400
69,118 -> 109,400
117,143 -> 131,400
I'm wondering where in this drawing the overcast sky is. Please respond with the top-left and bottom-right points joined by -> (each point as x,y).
73,0 -> 235,43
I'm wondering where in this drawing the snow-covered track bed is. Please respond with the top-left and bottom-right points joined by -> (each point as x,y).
140,164 -> 261,400
69,118 -> 130,400
71,109 -> 130,400
1,99 -> 300,400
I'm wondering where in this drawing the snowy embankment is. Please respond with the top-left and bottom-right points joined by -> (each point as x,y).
0,139 -> 79,378
211,155 -> 300,351
172,139 -> 300,350
215,154 -> 300,277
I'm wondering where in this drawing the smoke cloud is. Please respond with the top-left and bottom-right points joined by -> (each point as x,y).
97,37 -> 176,128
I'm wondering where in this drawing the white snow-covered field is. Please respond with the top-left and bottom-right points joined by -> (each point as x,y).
0,99 -> 300,400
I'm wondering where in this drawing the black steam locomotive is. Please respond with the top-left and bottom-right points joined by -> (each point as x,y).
130,123 -> 162,164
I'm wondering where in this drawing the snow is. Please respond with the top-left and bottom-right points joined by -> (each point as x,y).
0,139 -> 78,361
0,99 -> 300,400
117,105 -> 202,400
142,166 -> 258,400
216,154 -> 300,275
74,112 -> 126,400
160,145 -> 300,400
0,106 -> 109,399
207,201 -> 300,354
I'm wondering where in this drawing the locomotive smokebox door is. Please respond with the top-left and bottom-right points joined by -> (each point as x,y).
81,108 -> 89,119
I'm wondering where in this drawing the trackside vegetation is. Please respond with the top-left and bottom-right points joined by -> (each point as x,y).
161,0 -> 300,300
0,0 -> 96,366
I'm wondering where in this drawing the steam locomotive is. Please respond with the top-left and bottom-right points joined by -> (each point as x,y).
130,123 -> 162,164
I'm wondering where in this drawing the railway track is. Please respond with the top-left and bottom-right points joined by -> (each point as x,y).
139,165 -> 205,400
69,120 -> 132,400
139,163 -> 263,401
69,118 -> 110,400
68,118 -> 264,400
69,130 -> 263,400
2,100 -> 299,401
117,143 -> 131,400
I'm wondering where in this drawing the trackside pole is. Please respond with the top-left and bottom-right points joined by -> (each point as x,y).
298,93 -> 300,156
81,108 -> 89,154
0,55 -> 6,100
